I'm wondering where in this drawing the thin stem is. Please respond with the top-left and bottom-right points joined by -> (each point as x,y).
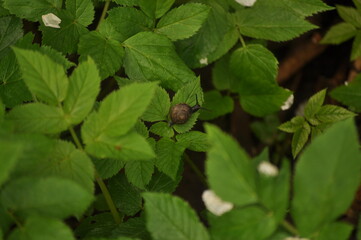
282,220 -> 299,236
7,210 -> 23,230
184,153 -> 207,187
68,126 -> 122,224
239,34 -> 246,48
96,0 -> 111,31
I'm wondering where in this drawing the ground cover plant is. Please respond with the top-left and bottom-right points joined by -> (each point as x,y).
1,0 -> 361,239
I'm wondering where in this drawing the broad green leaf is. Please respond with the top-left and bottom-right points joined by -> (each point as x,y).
315,222 -> 353,240
210,207 -> 277,240
0,99 -> 3,119
108,174 -> 142,216
142,86 -> 170,122
235,6 -> 316,41
205,124 -> 257,205
212,54 -> 237,91
143,192 -> 210,240
66,0 -> 94,26
304,89 -> 327,120
123,32 -> 196,91
172,78 -> 203,106
172,112 -> 199,133
315,105 -> 356,123
321,22 -> 357,44
78,31 -> 125,80
155,3 -> 210,41
8,216 -> 75,240
176,131 -> 210,152
92,157 -> 124,179
6,103 -> 68,134
146,167 -> 183,193
351,31 -> 361,60
134,120 -> 149,138
107,7 -> 153,42
266,231 -> 291,240
63,57 -> 101,124
155,138 -> 185,180
97,19 -> 124,42
199,90 -> 234,120
110,216 -> 151,240
150,122 -> 174,138
40,10 -> 89,54
291,121 -> 311,158
81,82 -> 156,144
1,177 -> 93,219
251,115 -> 281,144
0,16 -> 22,57
292,119 -> 361,236
75,212 -> 117,239
278,116 -> 305,133
0,0 -> 10,17
274,0 -> 333,17
13,47 -> 68,105
139,0 -> 174,19
336,5 -> 361,28
354,0 -> 361,10
330,75 -> 361,111
37,45 -> 75,70
125,161 -> 154,189
0,140 -> 23,186
113,0 -> 139,6
3,0 -> 62,21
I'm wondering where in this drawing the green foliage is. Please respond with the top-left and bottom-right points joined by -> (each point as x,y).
139,0 -> 174,19
199,90 -> 234,120
331,74 -> 361,111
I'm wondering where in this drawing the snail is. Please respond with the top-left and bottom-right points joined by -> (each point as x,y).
169,96 -> 202,125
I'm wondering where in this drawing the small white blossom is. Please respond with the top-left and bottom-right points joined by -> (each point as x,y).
344,81 -> 349,86
235,0 -> 257,7
257,161 -> 279,177
285,237 -> 310,240
42,13 -> 61,28
199,57 -> 208,65
202,190 -> 233,216
281,94 -> 294,111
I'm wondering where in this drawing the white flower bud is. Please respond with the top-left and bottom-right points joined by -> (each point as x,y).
202,190 -> 233,216
235,0 -> 257,7
257,161 -> 279,177
281,94 -> 294,111
285,237 -> 310,240
42,13 -> 61,28
199,57 -> 208,65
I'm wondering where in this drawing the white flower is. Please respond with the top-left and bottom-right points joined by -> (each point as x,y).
344,81 -> 349,86
281,94 -> 294,110
284,237 -> 310,240
199,57 -> 208,65
202,190 -> 233,216
235,0 -> 257,7
42,13 -> 61,28
257,161 -> 279,177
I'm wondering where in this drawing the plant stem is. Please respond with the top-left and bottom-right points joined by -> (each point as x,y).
68,126 -> 122,224
184,153 -> 208,187
7,210 -> 23,230
239,34 -> 246,48
282,220 -> 299,236
96,0 -> 111,31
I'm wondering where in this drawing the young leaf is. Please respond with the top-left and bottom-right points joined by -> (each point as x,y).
107,7 -> 153,42
291,121 -> 311,158
315,105 -> 356,123
78,31 -> 125,80
123,32 -> 196,91
155,138 -> 185,180
210,207 -> 277,240
142,86 -> 171,122
351,31 -> 361,60
0,16 -> 23,57
314,222 -> 353,240
172,113 -> 199,134
66,0 -> 94,26
172,78 -> 203,106
125,160 -> 154,189
0,140 -> 23,187
320,22 -> 357,44
199,90 -> 234,121
139,0 -> 174,19
1,177 -> 93,219
176,131 -> 210,152
7,216 -> 75,240
292,119 -> 361,236
143,192 -> 210,240
146,167 -> 183,193
150,122 -> 174,138
336,5 -> 361,28
92,157 -> 125,179
155,3 -> 211,41
278,116 -> 305,133
13,47 -> 68,105
6,103 -> 68,134
330,75 -> 361,111
304,89 -> 327,120
205,124 -> 257,206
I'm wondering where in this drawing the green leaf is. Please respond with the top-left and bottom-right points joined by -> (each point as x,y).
336,5 -> 361,28
74,212 -> 116,239
63,57 -> 101,125
292,121 -> 311,158
212,54 -> 238,91
6,103 -> 68,134
139,0 -> 174,19
134,120 -> 149,138
37,45 -> 75,70
199,90 -> 234,120
155,3 -> 210,41
146,167 -> 183,193
108,174 -> 142,216
330,75 -> 361,111
210,207 -> 277,240
274,0 -> 333,17
110,216 -> 151,240
78,31 -> 124,80
278,116 -> 305,133
150,122 -> 174,138
321,22 -> 357,44
0,16 -> 23,57
0,140 -> 23,187
142,86 -> 170,122
3,0 -> 62,21
351,31 -> 361,60
205,124 -> 257,205
1,177 -> 93,219
155,138 -> 185,180
315,105 -> 356,123
354,0 -> 361,10
176,131 -> 210,152
13,47 -> 68,105
125,160 -> 154,189
107,7 -> 153,42
81,82 -> 156,144
123,32 -> 196,91
92,157 -> 124,179
7,216 -> 75,240
143,192 -> 210,240
66,0 -> 94,26
304,89 -> 327,120
113,0 -> 139,6
314,222 -> 353,240
235,6 -> 316,41
358,217 -> 361,240
292,119 -> 361,236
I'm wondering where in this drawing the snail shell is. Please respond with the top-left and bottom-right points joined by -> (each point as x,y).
170,104 -> 192,124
